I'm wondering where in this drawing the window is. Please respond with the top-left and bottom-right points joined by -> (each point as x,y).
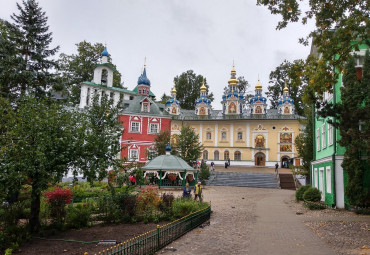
234,151 -> 241,161
143,104 -> 148,112
237,132 -> 243,141
316,128 -> 320,151
86,88 -> 90,106
101,69 -> 108,85
255,105 -> 262,114
203,150 -> 208,160
131,122 -> 140,132
143,88 -> 146,95
147,150 -> 156,160
328,122 -> 333,146
314,168 -> 318,188
130,149 -> 138,160
150,123 -> 158,134
214,151 -> 219,160
206,132 -> 212,140
224,151 -> 229,160
326,166 -> 331,193
321,124 -> 326,149
221,132 -> 227,140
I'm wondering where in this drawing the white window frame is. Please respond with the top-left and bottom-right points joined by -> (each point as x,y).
131,122 -> 140,132
143,104 -> 148,112
130,149 -> 138,161
221,132 -> 227,140
328,122 -> 333,146
237,132 -> 243,141
206,132 -> 212,140
314,168 -> 318,188
321,124 -> 326,149
149,123 -> 159,134
326,166 -> 331,194
203,150 -> 208,160
316,128 -> 320,151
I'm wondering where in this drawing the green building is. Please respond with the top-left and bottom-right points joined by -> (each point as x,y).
310,44 -> 369,208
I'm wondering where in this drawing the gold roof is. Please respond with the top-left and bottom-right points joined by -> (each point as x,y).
283,80 -> 289,93
171,86 -> 177,94
228,64 -> 238,85
255,79 -> 262,90
231,64 -> 236,75
200,79 -> 207,92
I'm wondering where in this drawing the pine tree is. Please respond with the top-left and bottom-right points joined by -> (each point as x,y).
174,70 -> 214,110
174,126 -> 203,165
5,0 -> 59,97
154,130 -> 171,156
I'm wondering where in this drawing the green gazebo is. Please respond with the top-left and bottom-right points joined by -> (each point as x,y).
141,145 -> 198,188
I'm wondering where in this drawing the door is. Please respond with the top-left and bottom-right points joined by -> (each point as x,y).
319,168 -> 324,201
254,152 -> 265,166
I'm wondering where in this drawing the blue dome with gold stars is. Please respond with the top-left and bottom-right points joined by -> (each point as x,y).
249,94 -> 267,104
138,67 -> 151,86
278,96 -> 294,105
166,97 -> 180,106
222,91 -> 244,101
196,96 -> 211,105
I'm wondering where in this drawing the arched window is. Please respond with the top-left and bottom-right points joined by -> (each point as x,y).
234,151 -> 241,161
255,105 -> 262,114
284,106 -> 290,114
206,132 -> 212,140
214,150 -> 219,160
237,132 -> 243,140
224,151 -> 229,160
101,69 -> 108,86
203,150 -> 208,160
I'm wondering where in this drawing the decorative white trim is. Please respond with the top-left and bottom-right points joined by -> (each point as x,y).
246,123 -> 250,147
230,123 -> 234,147
215,124 -> 218,147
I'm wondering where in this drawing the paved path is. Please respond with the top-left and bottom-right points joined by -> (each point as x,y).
158,186 -> 336,255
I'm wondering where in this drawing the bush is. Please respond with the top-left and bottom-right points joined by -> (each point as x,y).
95,196 -> 120,223
45,188 -> 73,225
65,203 -> 92,229
295,185 -> 311,201
304,201 -> 327,210
137,186 -> 160,214
303,187 -> 321,202
171,198 -> 208,218
198,164 -> 210,182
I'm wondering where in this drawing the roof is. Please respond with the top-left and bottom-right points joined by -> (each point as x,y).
132,86 -> 156,97
120,96 -> 170,117
95,62 -> 117,72
172,109 -> 303,121
142,154 -> 196,171
82,81 -> 136,95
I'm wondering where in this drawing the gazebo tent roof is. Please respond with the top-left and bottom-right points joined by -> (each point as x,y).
142,155 -> 195,171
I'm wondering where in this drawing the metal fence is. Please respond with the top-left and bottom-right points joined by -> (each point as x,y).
86,205 -> 211,255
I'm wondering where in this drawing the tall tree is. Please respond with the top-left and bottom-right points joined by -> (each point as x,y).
257,0 -> 369,101
5,0 -> 59,97
237,76 -> 254,101
174,70 -> 214,110
57,41 -> 123,105
174,126 -> 203,165
154,130 -> 171,156
319,53 -> 370,206
266,59 -> 306,115
158,93 -> 170,104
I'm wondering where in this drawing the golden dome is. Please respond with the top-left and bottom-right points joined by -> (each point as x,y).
231,64 -> 236,75
228,78 -> 238,85
200,79 -> 207,92
255,79 -> 262,90
283,80 -> 289,93
171,86 -> 177,94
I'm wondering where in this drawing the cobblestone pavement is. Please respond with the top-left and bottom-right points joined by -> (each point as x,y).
157,186 -> 337,255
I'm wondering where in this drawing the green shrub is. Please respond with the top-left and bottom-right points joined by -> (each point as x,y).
303,187 -> 321,202
295,185 -> 311,201
304,201 -> 327,210
65,203 -> 92,229
95,196 -> 120,223
171,198 -> 208,218
198,164 -> 210,182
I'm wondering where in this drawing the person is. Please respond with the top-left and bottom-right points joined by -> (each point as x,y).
225,161 -> 228,169
211,162 -> 215,171
183,183 -> 191,198
194,182 -> 202,202
130,174 -> 136,185
275,163 -> 279,172
228,158 -> 230,166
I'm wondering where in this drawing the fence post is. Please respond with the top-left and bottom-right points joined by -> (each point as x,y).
159,170 -> 162,188
157,225 -> 160,249
182,170 -> 186,186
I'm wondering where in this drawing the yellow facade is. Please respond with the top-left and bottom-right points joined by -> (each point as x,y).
171,119 -> 302,167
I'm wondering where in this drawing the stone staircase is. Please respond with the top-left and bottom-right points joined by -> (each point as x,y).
279,173 -> 296,190
206,171 -> 279,189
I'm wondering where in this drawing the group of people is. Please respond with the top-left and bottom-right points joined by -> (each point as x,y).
183,182 -> 203,202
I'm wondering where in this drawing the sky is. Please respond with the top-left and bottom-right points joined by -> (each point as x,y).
1,0 -> 315,109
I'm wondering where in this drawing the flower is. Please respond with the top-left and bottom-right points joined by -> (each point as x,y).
168,173 -> 177,181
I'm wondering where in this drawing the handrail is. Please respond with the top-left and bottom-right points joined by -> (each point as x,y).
275,169 -> 281,188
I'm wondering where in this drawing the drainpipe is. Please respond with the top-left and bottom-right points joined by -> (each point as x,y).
309,104 -> 316,186
331,73 -> 337,208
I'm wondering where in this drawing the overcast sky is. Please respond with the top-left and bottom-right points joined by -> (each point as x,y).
1,0 -> 314,109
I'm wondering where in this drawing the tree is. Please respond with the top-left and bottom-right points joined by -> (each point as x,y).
57,41 -> 123,105
4,0 -> 59,98
319,53 -> 370,206
266,60 -> 306,115
174,70 -> 214,110
237,76 -> 254,102
257,0 -> 369,101
158,93 -> 171,104
154,130 -> 171,156
0,96 -> 81,232
174,126 -> 203,165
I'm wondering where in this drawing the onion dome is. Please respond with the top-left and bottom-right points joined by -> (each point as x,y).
249,94 -> 267,104
165,144 -> 171,152
278,81 -> 294,105
255,79 -> 262,90
171,86 -> 177,94
200,80 -> 207,92
101,47 -> 109,57
228,65 -> 239,85
196,96 -> 211,105
166,97 -> 180,106
225,90 -> 244,100
137,65 -> 151,86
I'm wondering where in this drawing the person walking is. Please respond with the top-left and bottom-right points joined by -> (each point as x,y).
228,158 -> 231,167
275,163 -> 279,172
183,183 -> 191,198
211,161 -> 215,171
194,182 -> 202,202
225,161 -> 228,169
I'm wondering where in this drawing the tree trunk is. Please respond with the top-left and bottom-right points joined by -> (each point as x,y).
29,183 -> 41,233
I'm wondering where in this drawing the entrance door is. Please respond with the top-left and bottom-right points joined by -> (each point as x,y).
254,152 -> 265,166
281,156 -> 290,168
319,167 -> 324,201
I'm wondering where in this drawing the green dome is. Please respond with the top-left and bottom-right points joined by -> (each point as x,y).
142,155 -> 195,171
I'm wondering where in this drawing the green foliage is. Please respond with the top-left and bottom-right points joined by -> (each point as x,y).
0,0 -> 59,99
295,185 -> 311,201
198,164 -> 210,182
174,125 -> 203,165
154,130 -> 171,156
171,198 -> 208,218
56,41 -> 123,105
65,203 -> 92,229
174,70 -> 214,110
257,0 -> 369,99
303,187 -> 321,202
304,201 -> 327,210
137,186 -> 160,214
158,93 -> 171,104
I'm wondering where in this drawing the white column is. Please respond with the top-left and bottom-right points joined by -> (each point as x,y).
215,124 -> 218,147
79,86 -> 87,108
246,123 -> 250,147
230,123 -> 234,147
199,123 -> 203,145
335,157 -> 345,208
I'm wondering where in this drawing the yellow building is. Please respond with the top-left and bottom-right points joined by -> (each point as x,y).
165,66 -> 303,167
